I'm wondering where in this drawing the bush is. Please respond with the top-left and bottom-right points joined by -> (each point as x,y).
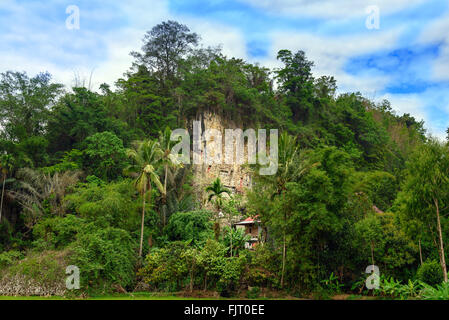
420,281 -> 449,300
246,286 -> 261,299
70,226 -> 137,292
165,210 -> 213,246
65,180 -> 140,232
31,211 -> 139,294
139,239 -> 247,296
416,260 -> 443,286
216,255 -> 246,297
82,131 -> 128,181
197,240 -> 227,290
244,245 -> 277,288
139,242 -> 191,292
32,215 -> 85,250
320,272 -> 344,294
221,227 -> 250,256
0,250 -> 24,268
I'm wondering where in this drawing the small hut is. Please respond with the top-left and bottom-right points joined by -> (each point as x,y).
234,216 -> 266,249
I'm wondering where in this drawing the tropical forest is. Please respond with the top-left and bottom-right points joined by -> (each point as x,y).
1,20 -> 449,300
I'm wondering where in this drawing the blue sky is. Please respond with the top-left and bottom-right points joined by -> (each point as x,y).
1,0 -> 449,138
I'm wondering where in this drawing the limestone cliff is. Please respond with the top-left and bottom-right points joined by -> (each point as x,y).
188,110 -> 253,208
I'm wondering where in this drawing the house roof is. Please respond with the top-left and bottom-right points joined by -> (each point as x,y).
235,216 -> 260,225
373,205 -> 384,214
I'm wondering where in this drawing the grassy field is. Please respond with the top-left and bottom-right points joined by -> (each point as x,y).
0,291 -> 383,300
0,292 -> 221,300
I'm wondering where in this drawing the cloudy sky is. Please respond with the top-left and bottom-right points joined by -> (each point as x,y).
1,0 -> 448,137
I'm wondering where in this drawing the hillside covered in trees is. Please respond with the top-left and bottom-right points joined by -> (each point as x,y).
0,20 -> 448,300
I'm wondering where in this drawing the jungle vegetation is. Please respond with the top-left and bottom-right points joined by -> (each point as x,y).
0,20 -> 448,299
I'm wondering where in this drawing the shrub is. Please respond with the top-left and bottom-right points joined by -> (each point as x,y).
221,227 -> 251,256
197,240 -> 227,289
244,267 -> 274,288
246,286 -> 261,299
139,242 -> 191,291
139,239 -> 247,296
65,180 -> 140,232
244,245 -> 278,289
165,210 -> 213,246
0,250 -> 24,268
397,279 -> 422,299
320,272 -> 344,294
70,226 -> 137,292
420,281 -> 449,300
82,131 -> 128,181
215,254 -> 247,297
32,215 -> 85,250
416,260 -> 443,286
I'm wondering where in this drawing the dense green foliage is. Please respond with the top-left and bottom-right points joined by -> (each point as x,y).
416,260 -> 444,286
0,20 -> 447,298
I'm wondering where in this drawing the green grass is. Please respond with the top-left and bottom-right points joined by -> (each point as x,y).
0,292 -> 223,300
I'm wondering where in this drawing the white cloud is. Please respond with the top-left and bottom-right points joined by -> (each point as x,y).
238,0 -> 426,19
91,4 -> 248,89
0,0 -> 249,90
380,90 -> 448,140
1,0 -> 447,143
183,18 -> 248,59
381,93 -> 426,121
418,10 -> 449,82
256,28 -> 404,95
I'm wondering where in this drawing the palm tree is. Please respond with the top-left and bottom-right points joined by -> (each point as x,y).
0,154 -> 13,224
10,168 -> 80,228
206,177 -> 231,240
125,139 -> 164,257
158,126 -> 182,226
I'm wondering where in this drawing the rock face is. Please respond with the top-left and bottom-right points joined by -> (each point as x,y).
0,274 -> 66,296
189,110 -> 253,208
0,250 -> 69,297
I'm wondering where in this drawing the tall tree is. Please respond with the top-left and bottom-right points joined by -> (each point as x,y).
10,168 -> 80,228
0,71 -> 63,142
206,177 -> 230,240
158,127 -> 182,226
47,87 -> 128,153
125,139 -> 164,257
0,154 -> 13,223
252,132 -> 316,288
131,20 -> 199,83
275,50 -> 315,123
402,138 -> 449,282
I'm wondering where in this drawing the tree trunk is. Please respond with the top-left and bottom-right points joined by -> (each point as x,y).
139,184 -> 147,257
0,173 -> 5,223
280,230 -> 286,289
429,224 -> 442,267
230,227 -> 233,258
214,202 -> 221,241
280,196 -> 287,289
434,197 -> 448,282
419,239 -> 423,265
163,164 -> 168,226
